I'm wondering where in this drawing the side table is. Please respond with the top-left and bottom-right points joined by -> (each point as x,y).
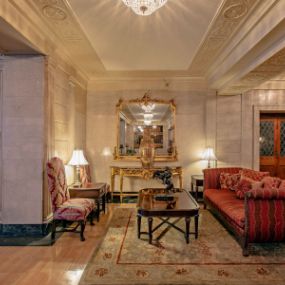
69,183 -> 107,221
191,175 -> 204,201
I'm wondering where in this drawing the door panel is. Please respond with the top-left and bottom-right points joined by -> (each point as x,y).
260,119 -> 277,176
277,119 -> 285,178
260,115 -> 285,179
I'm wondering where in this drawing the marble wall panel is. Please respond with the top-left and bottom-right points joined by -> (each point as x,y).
1,56 -> 45,224
208,87 -> 285,170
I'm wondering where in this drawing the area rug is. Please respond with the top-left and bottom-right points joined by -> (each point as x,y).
80,208 -> 285,285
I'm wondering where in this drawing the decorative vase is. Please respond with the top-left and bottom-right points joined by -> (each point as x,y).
139,127 -> 155,169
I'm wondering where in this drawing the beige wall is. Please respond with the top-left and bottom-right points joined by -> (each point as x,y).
0,56 -> 45,224
86,85 -> 212,192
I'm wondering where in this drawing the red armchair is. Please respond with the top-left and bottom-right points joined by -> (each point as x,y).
47,157 -> 96,242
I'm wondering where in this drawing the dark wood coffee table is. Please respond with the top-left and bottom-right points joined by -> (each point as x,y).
137,188 -> 200,244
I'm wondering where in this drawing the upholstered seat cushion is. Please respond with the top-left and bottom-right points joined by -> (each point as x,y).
54,198 -> 95,221
204,188 -> 245,228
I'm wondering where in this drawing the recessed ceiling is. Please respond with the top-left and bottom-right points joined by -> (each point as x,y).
68,0 -> 223,71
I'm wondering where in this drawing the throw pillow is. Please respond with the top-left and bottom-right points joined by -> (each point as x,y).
235,176 -> 261,199
261,176 -> 281,189
278,180 -> 285,190
219,172 -> 241,190
240,169 -> 269,181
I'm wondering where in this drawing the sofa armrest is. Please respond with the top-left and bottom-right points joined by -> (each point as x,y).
203,167 -> 241,190
245,193 -> 285,243
246,188 -> 285,200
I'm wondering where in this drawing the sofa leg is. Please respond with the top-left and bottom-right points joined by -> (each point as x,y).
203,203 -> 207,210
80,221 -> 86,241
242,247 -> 249,257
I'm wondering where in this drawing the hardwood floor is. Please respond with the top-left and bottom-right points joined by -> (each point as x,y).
0,204 -> 133,285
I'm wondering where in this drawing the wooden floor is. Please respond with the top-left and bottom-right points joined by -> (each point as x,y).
0,204 -> 133,285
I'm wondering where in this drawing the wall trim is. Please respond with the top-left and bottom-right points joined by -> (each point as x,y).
88,77 -> 211,92
0,223 -> 50,237
0,68 -> 2,223
253,104 -> 285,170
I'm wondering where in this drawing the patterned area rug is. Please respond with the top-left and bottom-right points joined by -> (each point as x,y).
80,208 -> 285,285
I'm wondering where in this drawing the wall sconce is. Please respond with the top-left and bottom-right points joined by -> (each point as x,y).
68,149 -> 88,187
101,147 -> 112,157
202,147 -> 217,168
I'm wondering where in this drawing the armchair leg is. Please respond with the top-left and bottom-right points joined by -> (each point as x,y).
89,211 -> 95,226
51,220 -> 56,243
80,221 -> 86,241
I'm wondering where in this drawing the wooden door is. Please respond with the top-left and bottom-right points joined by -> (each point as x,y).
260,114 -> 285,178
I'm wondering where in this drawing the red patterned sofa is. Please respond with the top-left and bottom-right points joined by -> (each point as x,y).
203,167 -> 285,256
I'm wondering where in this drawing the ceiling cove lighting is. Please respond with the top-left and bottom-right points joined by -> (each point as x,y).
122,0 -> 167,16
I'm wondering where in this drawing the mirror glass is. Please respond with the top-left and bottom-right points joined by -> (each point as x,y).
114,94 -> 177,161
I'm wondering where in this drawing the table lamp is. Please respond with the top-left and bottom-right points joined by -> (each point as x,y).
202,147 -> 217,168
68,149 -> 89,187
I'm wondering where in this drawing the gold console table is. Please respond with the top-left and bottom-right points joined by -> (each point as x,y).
110,166 -> 183,203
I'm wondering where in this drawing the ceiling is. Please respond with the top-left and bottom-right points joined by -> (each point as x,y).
68,0 -> 223,71
1,0 -> 285,94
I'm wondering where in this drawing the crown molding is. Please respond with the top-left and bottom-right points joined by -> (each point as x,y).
208,0 -> 285,93
206,0 -> 279,81
88,76 -> 210,92
188,0 -> 262,76
218,46 -> 285,95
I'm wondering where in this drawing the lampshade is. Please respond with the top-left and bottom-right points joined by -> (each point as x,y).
202,147 -> 217,161
68,150 -> 88,166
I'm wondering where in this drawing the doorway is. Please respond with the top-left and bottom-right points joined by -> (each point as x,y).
259,113 -> 285,178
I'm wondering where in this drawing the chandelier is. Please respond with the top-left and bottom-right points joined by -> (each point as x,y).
122,0 -> 168,16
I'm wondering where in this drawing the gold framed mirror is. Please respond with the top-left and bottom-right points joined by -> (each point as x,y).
114,93 -> 177,161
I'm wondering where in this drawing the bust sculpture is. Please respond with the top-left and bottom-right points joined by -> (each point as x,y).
153,167 -> 174,193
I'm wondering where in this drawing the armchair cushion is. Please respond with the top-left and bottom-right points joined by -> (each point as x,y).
54,198 -> 95,221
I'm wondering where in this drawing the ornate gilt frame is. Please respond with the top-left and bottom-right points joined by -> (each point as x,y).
114,93 -> 177,162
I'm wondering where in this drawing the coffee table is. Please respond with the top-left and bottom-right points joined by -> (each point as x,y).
137,188 -> 200,244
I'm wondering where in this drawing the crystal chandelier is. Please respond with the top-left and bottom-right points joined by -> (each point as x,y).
122,0 -> 168,16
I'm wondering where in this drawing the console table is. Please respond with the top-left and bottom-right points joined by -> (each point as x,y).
110,166 -> 183,203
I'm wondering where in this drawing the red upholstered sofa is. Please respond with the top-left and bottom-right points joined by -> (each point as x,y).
203,167 -> 285,256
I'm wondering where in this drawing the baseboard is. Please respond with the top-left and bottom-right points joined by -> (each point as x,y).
0,223 -> 51,237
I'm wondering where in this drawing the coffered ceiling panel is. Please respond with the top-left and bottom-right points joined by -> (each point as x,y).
68,0 -> 223,71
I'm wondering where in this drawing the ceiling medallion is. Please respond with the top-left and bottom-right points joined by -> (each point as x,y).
42,5 -> 67,20
122,0 -> 167,16
223,1 -> 248,20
